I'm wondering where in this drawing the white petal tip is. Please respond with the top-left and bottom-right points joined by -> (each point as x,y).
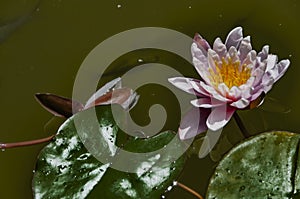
178,127 -> 193,140
206,121 -> 225,131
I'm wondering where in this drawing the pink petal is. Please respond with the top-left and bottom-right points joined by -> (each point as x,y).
206,105 -> 236,131
241,50 -> 256,69
266,54 -> 278,72
168,77 -> 201,95
199,81 -> 231,102
118,89 -> 140,110
230,98 -> 250,109
238,36 -> 252,62
207,49 -> 221,71
85,77 -> 121,107
191,43 -> 207,63
250,90 -> 263,102
225,27 -> 243,49
257,45 -> 269,62
84,88 -> 139,111
178,107 -> 210,140
262,73 -> 275,93
239,77 -> 255,99
227,46 -> 240,64
251,63 -> 266,87
192,57 -> 213,85
227,86 -> 242,100
190,98 -> 225,108
263,58 -> 289,83
260,59 -> 289,93
217,83 -> 230,96
274,59 -> 290,82
193,33 -> 211,55
189,80 -> 211,97
213,37 -> 227,58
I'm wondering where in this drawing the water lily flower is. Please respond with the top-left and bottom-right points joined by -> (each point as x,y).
169,27 -> 290,140
35,77 -> 139,118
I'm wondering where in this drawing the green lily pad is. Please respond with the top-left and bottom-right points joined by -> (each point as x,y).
206,131 -> 300,199
32,105 -> 186,199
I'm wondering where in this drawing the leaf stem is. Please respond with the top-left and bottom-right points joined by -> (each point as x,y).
176,181 -> 204,199
0,134 -> 55,149
233,112 -> 250,138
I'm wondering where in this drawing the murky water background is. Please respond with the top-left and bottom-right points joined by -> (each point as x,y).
0,0 -> 299,198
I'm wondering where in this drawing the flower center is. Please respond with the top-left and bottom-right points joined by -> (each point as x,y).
209,57 -> 251,89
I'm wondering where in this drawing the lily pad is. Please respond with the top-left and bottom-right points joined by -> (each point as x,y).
206,131 -> 300,199
32,105 -> 186,199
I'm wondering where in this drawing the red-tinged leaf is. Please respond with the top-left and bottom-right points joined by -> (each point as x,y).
35,93 -> 84,118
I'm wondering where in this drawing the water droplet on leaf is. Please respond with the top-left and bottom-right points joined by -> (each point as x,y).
167,185 -> 173,191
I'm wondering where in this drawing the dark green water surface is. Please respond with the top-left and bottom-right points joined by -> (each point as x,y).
0,0 -> 299,198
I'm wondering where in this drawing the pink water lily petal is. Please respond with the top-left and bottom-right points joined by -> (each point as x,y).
225,27 -> 243,49
190,97 -> 225,108
262,59 -> 289,87
189,80 -> 211,97
207,49 -> 221,71
213,37 -> 227,58
251,63 -> 266,87
191,43 -> 208,63
250,88 -> 264,101
274,59 -> 290,82
228,86 -> 242,100
115,89 -> 139,110
178,107 -> 210,140
193,57 -> 213,85
266,68 -> 279,83
262,74 -> 275,93
168,77 -> 200,95
227,46 -> 240,63
217,83 -> 230,97
194,33 -> 211,55
85,88 -> 139,111
257,45 -> 269,62
238,36 -> 252,62
85,77 -> 121,108
241,50 -> 256,69
230,98 -> 250,109
239,77 -> 255,99
206,105 -> 236,131
265,54 -> 278,72
199,81 -> 231,102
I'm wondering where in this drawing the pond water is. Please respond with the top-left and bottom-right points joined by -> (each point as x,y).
0,0 -> 299,198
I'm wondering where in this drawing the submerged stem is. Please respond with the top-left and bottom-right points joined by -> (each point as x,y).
176,181 -> 204,199
233,112 -> 250,138
0,134 -> 55,149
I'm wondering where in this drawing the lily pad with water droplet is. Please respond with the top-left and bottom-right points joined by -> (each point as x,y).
206,131 -> 300,199
32,105 -> 186,199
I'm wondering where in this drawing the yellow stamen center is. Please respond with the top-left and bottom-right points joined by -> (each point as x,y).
209,57 -> 251,89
